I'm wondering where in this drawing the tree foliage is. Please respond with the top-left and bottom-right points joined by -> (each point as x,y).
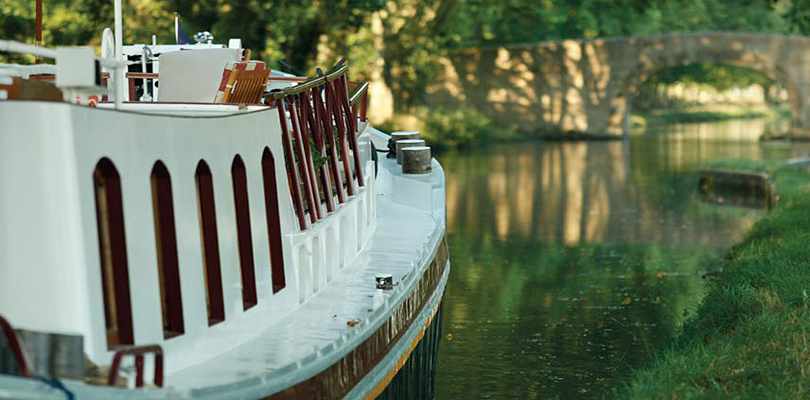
646,63 -> 777,92
2,0 -> 809,109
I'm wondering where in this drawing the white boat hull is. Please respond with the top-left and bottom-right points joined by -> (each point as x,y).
0,100 -> 448,399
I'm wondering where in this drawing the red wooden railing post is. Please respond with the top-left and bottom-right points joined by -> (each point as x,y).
153,347 -> 164,387
107,345 -> 163,388
338,75 -> 365,188
272,66 -> 370,229
135,355 -> 144,387
360,91 -> 368,122
337,76 -> 356,135
313,84 -> 346,205
128,79 -> 136,102
294,93 -> 324,221
303,89 -> 335,213
293,93 -> 324,220
325,79 -> 355,196
289,98 -> 320,223
0,315 -> 31,377
276,98 -> 307,231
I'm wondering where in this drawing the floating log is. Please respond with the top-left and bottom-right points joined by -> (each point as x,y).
698,168 -> 773,210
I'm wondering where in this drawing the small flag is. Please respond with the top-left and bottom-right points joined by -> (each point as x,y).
175,13 -> 190,45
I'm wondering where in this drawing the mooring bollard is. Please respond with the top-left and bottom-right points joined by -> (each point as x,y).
396,139 -> 425,165
375,273 -> 394,290
391,131 -> 421,143
402,146 -> 432,174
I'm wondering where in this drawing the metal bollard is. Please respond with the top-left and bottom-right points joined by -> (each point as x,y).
396,139 -> 425,165
391,131 -> 420,143
402,146 -> 432,174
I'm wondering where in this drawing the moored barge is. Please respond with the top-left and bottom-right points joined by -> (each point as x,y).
0,8 -> 448,399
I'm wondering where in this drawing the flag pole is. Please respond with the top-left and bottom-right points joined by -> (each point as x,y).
114,0 -> 123,109
35,0 -> 42,63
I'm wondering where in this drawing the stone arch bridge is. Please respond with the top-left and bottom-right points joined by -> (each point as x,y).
427,32 -> 810,136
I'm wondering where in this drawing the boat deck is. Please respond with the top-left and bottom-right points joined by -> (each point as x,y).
167,157 -> 445,398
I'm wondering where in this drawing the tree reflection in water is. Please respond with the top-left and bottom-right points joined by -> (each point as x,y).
433,127 -> 800,399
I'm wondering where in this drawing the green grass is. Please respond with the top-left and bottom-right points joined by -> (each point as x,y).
616,160 -> 810,399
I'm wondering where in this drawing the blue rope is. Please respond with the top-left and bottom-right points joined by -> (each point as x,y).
33,375 -> 75,400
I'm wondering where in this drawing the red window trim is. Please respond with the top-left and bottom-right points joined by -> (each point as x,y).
261,148 -> 286,293
195,161 -> 226,325
232,155 -> 258,310
150,161 -> 185,338
93,158 -> 134,349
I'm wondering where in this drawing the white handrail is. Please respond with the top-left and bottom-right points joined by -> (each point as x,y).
0,40 -> 56,59
0,64 -> 57,78
0,39 -> 128,69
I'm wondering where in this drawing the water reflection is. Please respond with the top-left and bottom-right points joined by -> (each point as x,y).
435,118 -> 804,399
445,140 -> 757,248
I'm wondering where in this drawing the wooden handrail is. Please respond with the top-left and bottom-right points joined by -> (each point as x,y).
107,345 -> 164,388
349,82 -> 369,107
126,72 -> 158,80
269,65 -> 351,100
90,71 -> 357,88
0,315 -> 31,377
267,76 -> 308,83
325,65 -> 348,83
269,76 -> 364,86
270,76 -> 326,99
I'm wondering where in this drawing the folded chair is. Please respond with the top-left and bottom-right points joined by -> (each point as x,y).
215,61 -> 269,104
0,77 -> 19,100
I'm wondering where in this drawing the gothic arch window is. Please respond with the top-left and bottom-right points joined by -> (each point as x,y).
150,161 -> 184,338
93,158 -> 134,348
195,161 -> 225,325
232,155 -> 257,309
261,148 -> 286,293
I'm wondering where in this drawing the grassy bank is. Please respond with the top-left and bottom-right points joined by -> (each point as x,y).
616,159 -> 810,399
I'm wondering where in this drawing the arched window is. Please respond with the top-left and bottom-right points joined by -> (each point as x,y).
93,158 -> 134,349
150,161 -> 184,338
195,161 -> 225,325
261,148 -> 286,293
232,155 -> 257,310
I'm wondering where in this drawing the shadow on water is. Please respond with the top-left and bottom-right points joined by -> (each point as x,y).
433,117 -> 808,399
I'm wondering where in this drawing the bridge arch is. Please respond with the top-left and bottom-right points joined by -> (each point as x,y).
613,33 -> 802,133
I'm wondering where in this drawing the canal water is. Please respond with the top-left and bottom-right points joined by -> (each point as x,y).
434,117 -> 809,399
